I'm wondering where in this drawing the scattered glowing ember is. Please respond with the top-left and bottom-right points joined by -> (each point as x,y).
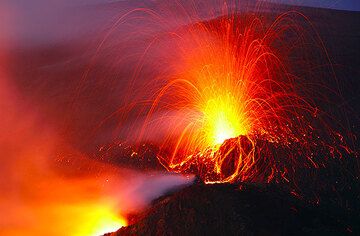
115,2 -> 352,185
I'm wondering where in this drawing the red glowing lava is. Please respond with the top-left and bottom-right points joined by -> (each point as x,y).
114,2 -> 351,185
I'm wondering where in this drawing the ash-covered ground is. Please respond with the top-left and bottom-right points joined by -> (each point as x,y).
107,183 -> 357,235
98,137 -> 359,235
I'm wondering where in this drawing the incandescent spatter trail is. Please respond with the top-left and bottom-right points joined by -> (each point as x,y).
99,1 -> 354,190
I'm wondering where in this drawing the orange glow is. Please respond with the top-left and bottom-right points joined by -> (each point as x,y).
204,98 -> 244,145
200,81 -> 249,146
0,54 -> 127,236
120,5 -> 350,184
135,14 -> 300,182
59,202 -> 126,236
1,172 -> 128,236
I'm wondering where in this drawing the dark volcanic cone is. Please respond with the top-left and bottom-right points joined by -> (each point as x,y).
106,183 -> 353,235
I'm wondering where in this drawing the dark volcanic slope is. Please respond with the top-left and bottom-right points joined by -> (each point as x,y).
108,183 -> 355,236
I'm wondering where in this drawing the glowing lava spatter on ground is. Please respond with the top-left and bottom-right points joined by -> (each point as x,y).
114,2 -> 352,185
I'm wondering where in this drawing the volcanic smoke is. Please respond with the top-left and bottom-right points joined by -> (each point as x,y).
1,0 -> 357,235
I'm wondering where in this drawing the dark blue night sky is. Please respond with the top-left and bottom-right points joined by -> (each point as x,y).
269,0 -> 360,11
1,0 -> 359,48
335,0 -> 360,11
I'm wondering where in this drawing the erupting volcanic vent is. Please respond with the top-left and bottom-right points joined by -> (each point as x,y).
109,3 -> 353,187
65,1 -> 360,234
2,0 -> 359,235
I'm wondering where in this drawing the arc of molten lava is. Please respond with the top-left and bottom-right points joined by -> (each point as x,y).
136,15 -> 304,182
116,5 -> 350,184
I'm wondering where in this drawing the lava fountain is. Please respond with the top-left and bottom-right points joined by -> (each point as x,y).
107,1 -> 352,185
